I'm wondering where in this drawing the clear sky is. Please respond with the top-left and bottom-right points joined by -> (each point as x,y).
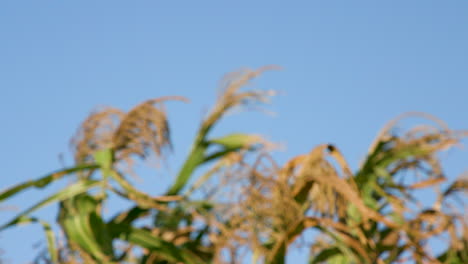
0,1 -> 467,263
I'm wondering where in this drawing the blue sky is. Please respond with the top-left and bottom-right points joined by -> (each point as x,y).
0,1 -> 467,263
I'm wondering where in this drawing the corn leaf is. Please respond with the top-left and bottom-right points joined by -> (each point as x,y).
167,143 -> 207,195
110,224 -> 204,264
58,194 -> 115,262
0,180 -> 100,231
309,247 -> 342,264
0,164 -> 98,203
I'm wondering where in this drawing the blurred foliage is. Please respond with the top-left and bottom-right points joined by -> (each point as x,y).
1,66 -> 467,264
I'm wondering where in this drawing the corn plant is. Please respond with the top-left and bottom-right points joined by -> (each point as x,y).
0,66 -> 467,264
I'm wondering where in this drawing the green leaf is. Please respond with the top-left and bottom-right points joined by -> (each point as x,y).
167,143 -> 208,195
0,180 -> 100,231
109,206 -> 150,226
0,164 -> 98,203
58,194 -> 115,262
208,133 -> 259,149
110,224 -> 204,264
204,133 -> 261,162
310,247 -> 342,264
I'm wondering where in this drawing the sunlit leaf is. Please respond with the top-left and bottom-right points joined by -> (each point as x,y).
58,194 -> 115,262
0,180 -> 100,231
0,164 -> 98,203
